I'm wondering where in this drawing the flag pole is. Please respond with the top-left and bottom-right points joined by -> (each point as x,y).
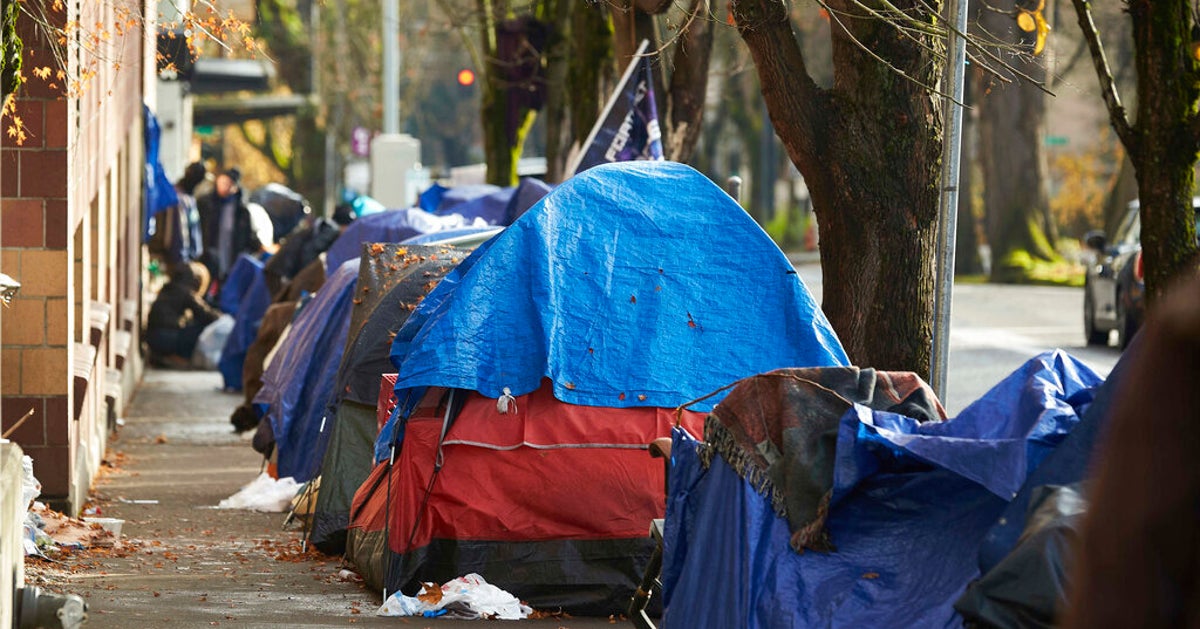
564,39 -> 651,176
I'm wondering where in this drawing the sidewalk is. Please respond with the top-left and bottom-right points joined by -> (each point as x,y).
26,369 -> 619,627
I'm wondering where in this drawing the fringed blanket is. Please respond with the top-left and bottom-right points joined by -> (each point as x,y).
698,367 -> 945,552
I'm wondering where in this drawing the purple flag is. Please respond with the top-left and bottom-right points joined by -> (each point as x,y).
571,46 -> 664,175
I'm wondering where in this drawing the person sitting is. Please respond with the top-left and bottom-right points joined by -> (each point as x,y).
146,264 -> 222,368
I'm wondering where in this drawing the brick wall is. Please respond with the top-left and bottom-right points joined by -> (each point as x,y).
0,0 -> 145,510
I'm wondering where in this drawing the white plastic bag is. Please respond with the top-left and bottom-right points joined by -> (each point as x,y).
193,314 -> 234,369
21,454 -> 41,510
377,573 -> 531,620
217,472 -> 300,512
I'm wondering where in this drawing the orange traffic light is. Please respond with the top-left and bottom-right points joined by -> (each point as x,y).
456,68 -> 475,86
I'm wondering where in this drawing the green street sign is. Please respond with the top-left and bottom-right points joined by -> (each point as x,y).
1044,135 -> 1068,146
195,125 -> 216,137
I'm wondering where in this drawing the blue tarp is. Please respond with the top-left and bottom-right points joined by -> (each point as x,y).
434,186 -> 515,225
142,105 -> 178,242
216,271 -> 271,391
434,184 -> 500,214
255,258 -> 360,483
661,350 -> 1104,628
504,177 -> 553,223
418,183 -> 449,213
324,208 -> 487,274
218,254 -> 264,315
378,161 -> 848,459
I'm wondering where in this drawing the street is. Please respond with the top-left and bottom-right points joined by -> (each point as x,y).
793,262 -> 1121,414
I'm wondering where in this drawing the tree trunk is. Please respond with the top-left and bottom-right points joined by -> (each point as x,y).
1127,0 -> 1199,300
977,7 -> 1057,284
955,82 -> 983,276
663,0 -> 713,162
734,0 -> 941,374
1102,153 -> 1136,236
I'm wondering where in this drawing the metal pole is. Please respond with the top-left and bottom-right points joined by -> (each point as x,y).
725,176 -> 743,203
930,0 -> 970,398
382,0 -> 400,134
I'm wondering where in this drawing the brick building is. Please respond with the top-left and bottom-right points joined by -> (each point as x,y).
0,0 -> 154,513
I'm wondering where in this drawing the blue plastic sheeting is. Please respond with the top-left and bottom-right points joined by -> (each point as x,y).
435,184 -> 501,214
434,186 -> 515,225
216,271 -> 272,391
378,161 -> 848,458
504,178 -> 553,223
218,254 -> 265,315
324,208 -> 487,274
142,106 -> 178,242
975,340 -> 1132,573
661,350 -> 1103,628
418,183 -> 449,213
256,258 -> 360,483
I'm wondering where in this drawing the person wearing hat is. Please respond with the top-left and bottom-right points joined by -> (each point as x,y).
197,166 -> 264,283
145,263 -> 222,368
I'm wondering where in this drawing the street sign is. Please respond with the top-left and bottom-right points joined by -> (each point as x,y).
1044,135 -> 1069,146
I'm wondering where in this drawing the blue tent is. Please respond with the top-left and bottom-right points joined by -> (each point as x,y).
434,186 -> 515,224
217,270 -> 272,391
378,160 -> 848,459
142,105 -> 178,242
504,177 -> 553,223
324,208 -> 486,274
256,258 -> 360,482
217,253 -> 264,315
660,350 -> 1105,628
434,183 -> 500,214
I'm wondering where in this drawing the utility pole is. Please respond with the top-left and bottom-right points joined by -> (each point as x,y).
931,0 -> 970,398
382,0 -> 399,134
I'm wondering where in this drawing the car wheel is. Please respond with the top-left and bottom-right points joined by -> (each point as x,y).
1116,291 -> 1138,350
1083,289 -> 1107,346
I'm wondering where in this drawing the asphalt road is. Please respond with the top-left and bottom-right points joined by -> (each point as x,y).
792,262 -> 1122,415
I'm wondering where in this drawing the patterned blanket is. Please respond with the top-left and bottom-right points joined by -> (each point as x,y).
699,367 -> 945,552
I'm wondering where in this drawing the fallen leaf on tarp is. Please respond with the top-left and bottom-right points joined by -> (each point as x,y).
154,434 -> 168,444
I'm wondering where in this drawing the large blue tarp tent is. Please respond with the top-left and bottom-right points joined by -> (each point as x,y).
255,258 -> 360,482
378,160 -> 849,459
324,208 -> 486,274
661,350 -> 1105,628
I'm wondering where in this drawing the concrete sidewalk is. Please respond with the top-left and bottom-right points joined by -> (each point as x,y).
27,369 -> 617,627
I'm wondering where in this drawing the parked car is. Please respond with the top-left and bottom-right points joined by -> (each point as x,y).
1083,197 -> 1200,348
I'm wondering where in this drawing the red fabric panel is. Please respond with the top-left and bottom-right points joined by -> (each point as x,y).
387,391 -> 705,553
348,461 -> 391,535
378,373 -> 398,431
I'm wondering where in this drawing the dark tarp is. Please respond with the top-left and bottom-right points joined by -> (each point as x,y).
660,350 -> 1103,628
263,218 -> 340,297
248,182 -> 310,243
308,244 -> 466,553
955,484 -> 1086,629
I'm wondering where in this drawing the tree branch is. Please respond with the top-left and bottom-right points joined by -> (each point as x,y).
731,0 -> 828,166
1070,0 -> 1137,153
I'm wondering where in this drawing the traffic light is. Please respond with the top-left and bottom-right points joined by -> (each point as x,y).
456,68 -> 476,87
